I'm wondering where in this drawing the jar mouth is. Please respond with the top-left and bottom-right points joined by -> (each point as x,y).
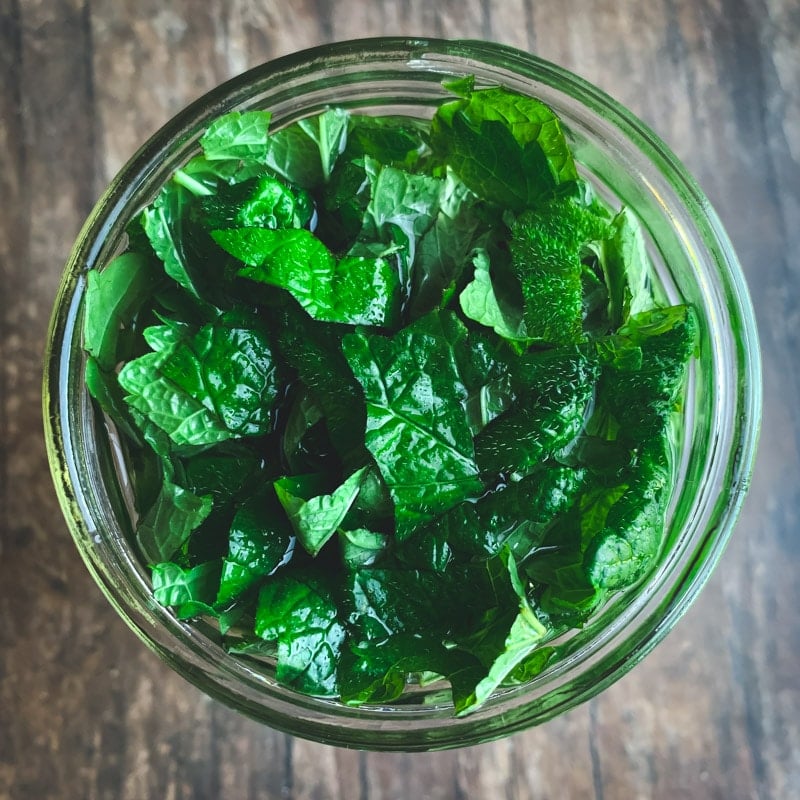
43,37 -> 762,750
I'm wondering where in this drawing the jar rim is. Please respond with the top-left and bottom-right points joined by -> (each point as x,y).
43,37 -> 762,750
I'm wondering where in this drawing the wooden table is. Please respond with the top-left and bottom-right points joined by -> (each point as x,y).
1,2 -> 797,798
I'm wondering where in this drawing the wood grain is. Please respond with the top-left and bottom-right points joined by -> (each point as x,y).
1,1 -> 798,798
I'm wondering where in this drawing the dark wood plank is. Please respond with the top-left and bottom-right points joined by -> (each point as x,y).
1,0 -> 798,798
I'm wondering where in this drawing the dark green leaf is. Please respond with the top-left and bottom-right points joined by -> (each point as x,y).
475,346 -> 598,479
339,528 -> 389,568
142,182 -> 204,297
262,108 -> 349,187
83,252 -> 162,371
342,311 -> 482,534
274,301 -> 368,469
430,84 -> 578,211
119,316 -> 280,446
346,114 -> 427,169
459,248 -> 527,342
585,438 -> 671,590
453,552 -> 548,715
600,305 -> 698,439
217,488 -> 295,604
136,481 -> 213,564
510,197 -> 611,344
596,207 -> 655,329
275,467 -> 368,557
199,175 -> 309,231
152,560 -> 221,608
255,573 -> 346,696
408,169 -> 484,318
213,227 -> 400,327
200,110 -> 273,162
398,465 -> 584,568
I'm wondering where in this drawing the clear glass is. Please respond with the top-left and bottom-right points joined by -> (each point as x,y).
43,38 -> 761,751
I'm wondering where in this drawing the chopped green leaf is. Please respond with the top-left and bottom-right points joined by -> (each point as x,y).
459,248 -> 527,342
263,108 -> 349,187
136,481 -> 213,564
119,316 -> 280,446
511,197 -> 611,344
217,488 -> 295,604
213,227 -> 400,327
454,552 -> 548,715
475,346 -> 598,478
152,560 -> 221,609
339,528 -> 389,568
83,252 -> 162,370
431,84 -> 578,210
142,182 -> 204,297
342,311 -> 482,534
275,467 -> 368,556
255,573 -> 346,696
200,110 -> 273,162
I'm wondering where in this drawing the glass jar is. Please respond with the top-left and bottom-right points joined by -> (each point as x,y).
43,37 -> 761,750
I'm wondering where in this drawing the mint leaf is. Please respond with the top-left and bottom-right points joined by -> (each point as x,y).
255,573 -> 346,696
199,175 -> 310,231
511,197 -> 611,344
346,115 -> 427,169
119,317 -> 279,446
142,182 -> 204,297
120,350 -> 230,447
213,227 -> 400,327
342,311 -> 482,534
410,169 -> 484,319
340,567 -> 479,705
459,249 -> 527,342
152,560 -> 221,609
281,388 -> 324,466
84,356 -> 145,444
200,110 -> 272,162
83,252 -> 161,371
274,301 -> 368,469
275,467 -> 368,556
360,158 -> 444,295
263,108 -> 349,187
601,305 -> 698,438
339,528 -> 388,568
398,465 -> 583,568
587,207 -> 655,330
475,346 -> 598,479
136,481 -> 213,563
585,439 -> 670,590
455,553 -> 548,715
217,488 -> 295,604
431,84 -> 578,211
